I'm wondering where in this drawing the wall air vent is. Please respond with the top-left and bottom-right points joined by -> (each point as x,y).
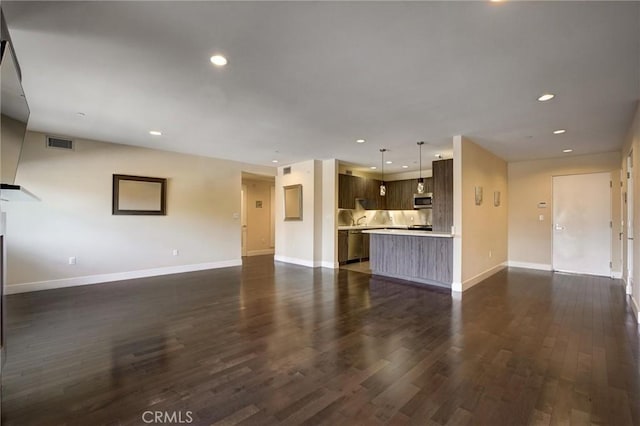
283,166 -> 291,175
46,136 -> 74,150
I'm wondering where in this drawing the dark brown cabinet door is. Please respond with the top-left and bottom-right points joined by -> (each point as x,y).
362,232 -> 370,259
385,181 -> 402,210
338,231 -> 349,264
432,159 -> 453,232
363,178 -> 379,210
403,179 -> 419,210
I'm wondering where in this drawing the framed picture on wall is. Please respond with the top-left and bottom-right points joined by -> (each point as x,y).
112,174 -> 167,215
283,184 -> 302,221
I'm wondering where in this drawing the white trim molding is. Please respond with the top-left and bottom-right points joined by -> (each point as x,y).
507,261 -> 553,271
630,295 -> 640,324
246,249 -> 275,256
452,262 -> 507,293
320,261 -> 339,269
6,259 -> 242,294
274,255 -> 320,268
611,271 -> 623,279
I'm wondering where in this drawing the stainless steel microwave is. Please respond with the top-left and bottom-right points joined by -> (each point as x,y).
413,193 -> 433,209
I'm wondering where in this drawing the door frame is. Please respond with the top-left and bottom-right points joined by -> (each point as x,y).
551,171 -> 612,276
241,184 -> 248,257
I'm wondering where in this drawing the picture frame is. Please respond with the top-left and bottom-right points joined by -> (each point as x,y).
283,184 -> 302,221
112,174 -> 167,216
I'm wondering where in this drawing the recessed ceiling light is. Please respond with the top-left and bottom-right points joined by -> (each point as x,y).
537,93 -> 555,102
385,161 -> 393,164
562,149 -> 573,153
210,55 -> 228,66
401,165 -> 409,169
149,130 -> 162,136
370,166 -> 377,170
356,139 -> 366,144
272,160 -> 279,163
553,129 -> 566,135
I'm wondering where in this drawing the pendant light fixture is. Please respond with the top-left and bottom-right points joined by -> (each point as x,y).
379,148 -> 387,196
417,141 -> 425,194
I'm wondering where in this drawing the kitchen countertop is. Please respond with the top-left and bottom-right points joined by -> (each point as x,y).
362,229 -> 453,238
337,225 -> 412,231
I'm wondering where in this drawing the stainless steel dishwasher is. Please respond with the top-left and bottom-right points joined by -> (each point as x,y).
347,230 -> 363,261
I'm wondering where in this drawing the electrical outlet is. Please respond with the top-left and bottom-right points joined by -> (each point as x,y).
68,256 -> 76,265
172,249 -> 179,256
539,214 -> 544,221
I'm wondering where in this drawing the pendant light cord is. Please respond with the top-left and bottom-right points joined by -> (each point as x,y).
417,141 -> 424,180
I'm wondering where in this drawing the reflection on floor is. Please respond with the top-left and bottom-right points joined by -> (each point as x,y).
3,256 -> 639,425
340,260 -> 371,274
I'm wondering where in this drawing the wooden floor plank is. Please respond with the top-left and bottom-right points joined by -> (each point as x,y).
2,257 -> 639,425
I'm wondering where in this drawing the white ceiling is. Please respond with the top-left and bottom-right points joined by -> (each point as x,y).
3,1 -> 639,172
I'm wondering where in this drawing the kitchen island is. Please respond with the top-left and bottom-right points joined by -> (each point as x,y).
363,229 -> 453,288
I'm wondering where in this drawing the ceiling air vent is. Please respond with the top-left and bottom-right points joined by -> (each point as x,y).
283,166 -> 291,175
47,136 -> 74,150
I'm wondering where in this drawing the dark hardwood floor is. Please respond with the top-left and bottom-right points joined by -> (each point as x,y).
2,256 -> 639,425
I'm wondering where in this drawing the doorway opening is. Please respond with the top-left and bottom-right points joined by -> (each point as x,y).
626,151 -> 633,294
241,172 -> 276,258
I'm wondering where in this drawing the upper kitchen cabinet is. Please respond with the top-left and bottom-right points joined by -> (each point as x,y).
432,159 -> 453,232
338,174 -> 384,209
338,174 -> 358,209
385,178 -> 431,210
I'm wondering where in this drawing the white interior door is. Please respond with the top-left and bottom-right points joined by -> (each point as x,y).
552,172 -> 611,276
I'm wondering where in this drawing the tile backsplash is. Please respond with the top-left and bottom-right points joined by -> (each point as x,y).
338,208 -> 431,227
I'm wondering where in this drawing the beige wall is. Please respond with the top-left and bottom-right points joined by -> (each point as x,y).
1,114 -> 25,184
5,131 -> 274,291
242,178 -> 274,255
321,159 -> 338,267
621,102 -> 640,321
275,160 -> 318,266
275,159 -> 337,268
453,136 -> 508,291
508,152 -> 621,270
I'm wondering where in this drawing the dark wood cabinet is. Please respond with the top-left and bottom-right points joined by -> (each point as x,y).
339,174 -> 433,211
384,180 -> 403,210
383,178 -> 431,210
338,174 -> 357,209
338,230 -> 348,264
432,159 -> 453,232
362,232 -> 370,259
338,174 -> 385,209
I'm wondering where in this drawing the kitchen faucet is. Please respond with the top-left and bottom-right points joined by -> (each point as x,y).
356,215 -> 367,226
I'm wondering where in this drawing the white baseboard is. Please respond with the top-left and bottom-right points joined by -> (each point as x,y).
320,261 -> 338,269
274,255 -> 320,268
630,295 -> 640,324
246,249 -> 275,256
452,262 -> 507,293
612,271 -> 623,279
6,259 -> 242,294
507,261 -> 553,271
